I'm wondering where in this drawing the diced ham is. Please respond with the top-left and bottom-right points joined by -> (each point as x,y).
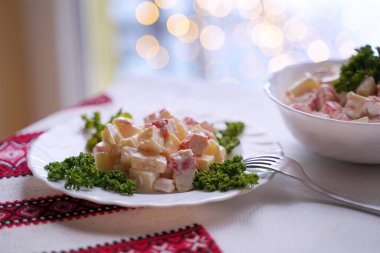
147,119 -> 177,138
321,101 -> 343,116
293,92 -> 318,111
154,178 -> 176,193
291,103 -> 312,113
179,133 -> 208,156
183,117 -> 199,126
365,97 -> 380,117
170,149 -> 196,192
143,113 -> 158,124
316,84 -> 339,109
200,121 -> 216,133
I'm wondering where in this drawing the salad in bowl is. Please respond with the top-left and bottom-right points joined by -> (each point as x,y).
265,45 -> 380,164
287,45 -> 380,123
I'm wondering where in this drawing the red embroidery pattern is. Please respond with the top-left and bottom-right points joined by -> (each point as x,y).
65,224 -> 221,253
0,195 -> 127,229
0,132 -> 43,178
75,94 -> 112,107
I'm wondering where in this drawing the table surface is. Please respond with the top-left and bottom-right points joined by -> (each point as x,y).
1,75 -> 379,253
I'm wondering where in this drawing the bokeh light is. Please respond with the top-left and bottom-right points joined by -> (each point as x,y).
307,40 -> 330,62
154,0 -> 177,9
135,35 -> 160,59
200,25 -> 225,51
284,17 -> 307,42
177,20 -> 199,43
135,2 -> 160,26
147,46 -> 170,69
167,13 -> 190,37
251,23 -> 284,49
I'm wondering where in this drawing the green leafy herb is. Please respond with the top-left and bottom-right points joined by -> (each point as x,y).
193,155 -> 258,192
45,153 -> 136,195
334,45 -> 380,93
82,109 -> 132,152
215,121 -> 245,154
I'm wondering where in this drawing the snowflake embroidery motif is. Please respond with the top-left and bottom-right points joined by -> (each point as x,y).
151,243 -> 175,253
185,234 -> 208,251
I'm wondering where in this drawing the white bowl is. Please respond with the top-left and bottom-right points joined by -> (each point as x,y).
264,60 -> 380,164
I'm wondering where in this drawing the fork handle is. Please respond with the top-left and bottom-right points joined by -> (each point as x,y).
278,171 -> 380,215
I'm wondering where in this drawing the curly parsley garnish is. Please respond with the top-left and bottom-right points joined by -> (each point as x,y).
81,109 -> 132,152
193,155 -> 258,192
45,153 -> 136,195
215,121 -> 245,154
334,45 -> 380,93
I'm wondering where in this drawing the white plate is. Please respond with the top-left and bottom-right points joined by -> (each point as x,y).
27,116 -> 282,207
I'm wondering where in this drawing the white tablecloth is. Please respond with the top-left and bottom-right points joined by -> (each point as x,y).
5,75 -> 380,252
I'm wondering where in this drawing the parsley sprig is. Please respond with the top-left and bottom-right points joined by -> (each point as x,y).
193,155 -> 258,192
45,153 -> 136,195
334,45 -> 380,93
215,122 -> 245,154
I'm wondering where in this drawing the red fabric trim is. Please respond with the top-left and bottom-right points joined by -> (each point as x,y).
0,132 -> 44,178
65,224 -> 222,253
75,94 -> 112,107
0,195 -> 129,229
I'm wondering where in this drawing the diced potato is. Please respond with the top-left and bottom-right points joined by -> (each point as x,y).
130,151 -> 167,173
159,109 -> 174,119
137,126 -> 164,154
288,77 -> 320,98
352,116 -> 369,123
129,169 -> 159,193
356,76 -> 376,97
112,117 -> 141,138
204,139 -> 226,163
101,123 -> 122,146
120,146 -> 138,169
344,92 -> 367,119
172,118 -> 188,141
95,152 -> 113,172
195,155 -> 214,170
154,178 -> 176,193
171,149 -> 196,192
118,136 -> 138,149
160,166 -> 173,179
164,133 -> 180,154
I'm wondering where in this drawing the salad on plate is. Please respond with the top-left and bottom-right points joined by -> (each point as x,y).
44,108 -> 258,196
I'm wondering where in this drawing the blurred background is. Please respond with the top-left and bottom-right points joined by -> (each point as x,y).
1,0 -> 379,139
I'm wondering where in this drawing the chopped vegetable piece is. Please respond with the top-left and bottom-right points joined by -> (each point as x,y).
45,153 -> 136,195
81,109 -> 132,151
193,155 -> 258,192
215,122 -> 245,154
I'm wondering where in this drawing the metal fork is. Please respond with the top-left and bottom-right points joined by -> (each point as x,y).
244,155 -> 380,215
